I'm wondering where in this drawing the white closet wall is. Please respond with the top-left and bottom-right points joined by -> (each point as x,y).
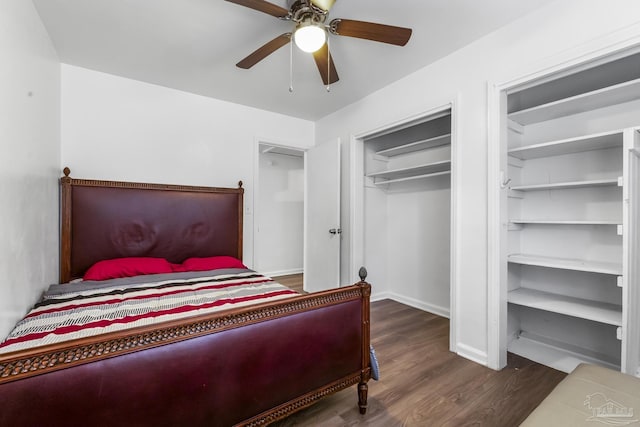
363,110 -> 452,317
499,50 -> 640,375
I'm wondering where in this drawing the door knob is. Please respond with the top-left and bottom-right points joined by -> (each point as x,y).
329,228 -> 342,235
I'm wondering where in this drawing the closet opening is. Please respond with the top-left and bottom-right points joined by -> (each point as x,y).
488,47 -> 640,375
351,103 -> 459,352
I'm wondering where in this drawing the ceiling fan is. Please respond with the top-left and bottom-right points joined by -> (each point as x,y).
226,0 -> 412,86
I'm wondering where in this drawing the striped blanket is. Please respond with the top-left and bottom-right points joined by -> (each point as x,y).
0,269 -> 298,354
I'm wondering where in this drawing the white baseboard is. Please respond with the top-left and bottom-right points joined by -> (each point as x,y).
456,343 -> 488,367
371,292 -> 488,369
264,268 -> 303,278
370,292 -> 450,319
370,291 -> 392,302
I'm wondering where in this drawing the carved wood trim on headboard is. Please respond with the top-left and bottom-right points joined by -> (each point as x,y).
59,167 -> 244,283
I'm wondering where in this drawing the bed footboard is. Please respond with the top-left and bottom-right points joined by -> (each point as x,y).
0,276 -> 371,427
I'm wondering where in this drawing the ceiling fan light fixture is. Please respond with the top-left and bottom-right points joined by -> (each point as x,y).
294,21 -> 326,53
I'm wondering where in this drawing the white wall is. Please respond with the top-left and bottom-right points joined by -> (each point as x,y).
317,0 -> 640,364
0,1 -> 60,338
255,151 -> 304,276
386,179 -> 451,316
61,65 -> 315,267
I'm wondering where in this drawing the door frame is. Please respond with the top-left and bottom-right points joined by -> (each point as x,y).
627,128 -> 640,377
349,99 -> 460,354
253,137 -> 307,277
486,30 -> 640,370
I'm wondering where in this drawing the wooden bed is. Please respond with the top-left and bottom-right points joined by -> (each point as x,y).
0,168 -> 371,427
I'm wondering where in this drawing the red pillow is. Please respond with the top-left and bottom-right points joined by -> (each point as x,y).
83,257 -> 174,281
180,256 -> 247,272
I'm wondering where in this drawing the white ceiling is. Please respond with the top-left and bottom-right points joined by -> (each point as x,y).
32,0 -> 556,121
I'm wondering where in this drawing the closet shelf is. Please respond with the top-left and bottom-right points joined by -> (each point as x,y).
508,335 -> 620,374
375,134 -> 451,157
508,78 -> 640,125
510,178 -> 620,191
367,160 -> 451,182
373,170 -> 451,185
507,130 -> 623,160
508,288 -> 622,326
508,254 -> 622,275
509,220 -> 620,225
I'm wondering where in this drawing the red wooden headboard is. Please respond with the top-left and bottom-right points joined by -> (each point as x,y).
59,167 -> 244,283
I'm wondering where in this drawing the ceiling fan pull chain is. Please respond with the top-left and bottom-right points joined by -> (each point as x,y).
289,34 -> 294,93
326,37 -> 331,92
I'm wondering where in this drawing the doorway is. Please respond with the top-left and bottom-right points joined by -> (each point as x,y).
254,142 -> 305,279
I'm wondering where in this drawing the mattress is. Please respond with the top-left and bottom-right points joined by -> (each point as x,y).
0,268 -> 297,354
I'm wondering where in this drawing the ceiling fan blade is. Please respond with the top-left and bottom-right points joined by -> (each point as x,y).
330,19 -> 412,46
310,0 -> 336,12
225,0 -> 289,18
313,43 -> 339,85
236,33 -> 291,69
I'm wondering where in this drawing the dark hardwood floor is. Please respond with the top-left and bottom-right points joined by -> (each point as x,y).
272,273 -> 305,294
266,289 -> 566,427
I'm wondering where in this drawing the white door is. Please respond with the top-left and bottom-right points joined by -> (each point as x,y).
304,138 -> 341,292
